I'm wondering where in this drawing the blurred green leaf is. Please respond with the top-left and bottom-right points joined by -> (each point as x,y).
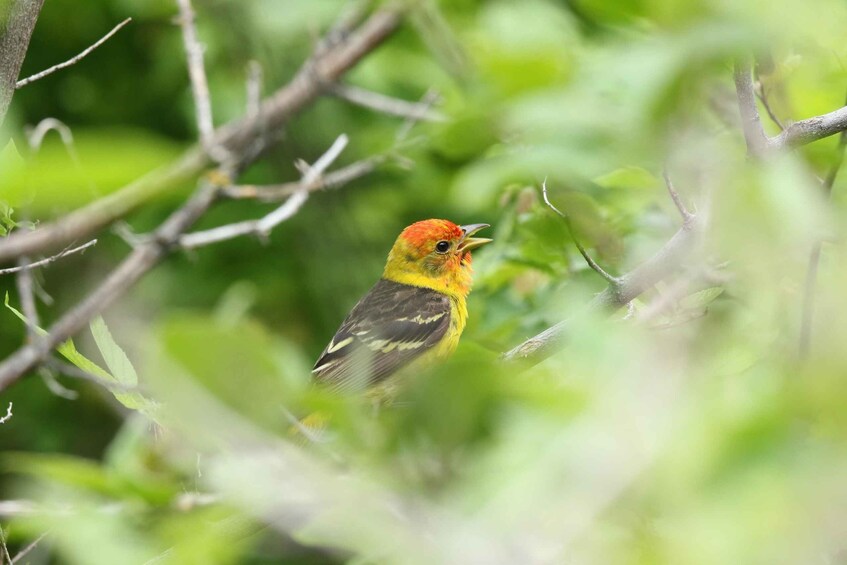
4,293 -> 157,416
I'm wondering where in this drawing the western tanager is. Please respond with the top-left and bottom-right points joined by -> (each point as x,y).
312,219 -> 491,398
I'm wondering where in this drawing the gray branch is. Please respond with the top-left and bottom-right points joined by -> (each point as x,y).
735,59 -> 847,155
0,182 -> 221,391
0,6 -> 404,265
15,17 -> 131,88
330,82 -> 446,122
0,239 -> 97,275
175,0 -> 229,163
0,0 -> 45,127
502,214 -> 703,366
179,134 -> 348,249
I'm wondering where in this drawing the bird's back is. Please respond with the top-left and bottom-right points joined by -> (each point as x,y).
312,278 -> 461,395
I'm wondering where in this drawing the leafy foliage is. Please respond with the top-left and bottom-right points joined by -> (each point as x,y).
2,0 -> 847,563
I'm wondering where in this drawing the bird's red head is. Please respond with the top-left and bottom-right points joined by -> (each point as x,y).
384,219 -> 492,297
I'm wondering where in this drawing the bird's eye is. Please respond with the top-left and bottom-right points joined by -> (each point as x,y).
435,240 -> 450,254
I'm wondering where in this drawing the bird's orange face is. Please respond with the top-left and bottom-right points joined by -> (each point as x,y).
395,219 -> 492,274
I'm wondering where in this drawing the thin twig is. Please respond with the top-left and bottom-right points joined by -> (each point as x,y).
395,88 -> 441,142
736,58 -> 847,154
15,256 -> 38,341
541,179 -> 619,286
40,368 -> 79,400
179,134 -> 349,249
661,167 -> 693,223
26,117 -> 77,154
0,525 -> 10,565
0,7 -> 404,265
0,403 -> 12,424
246,60 -> 263,120
0,240 -> 97,275
756,90 -> 784,131
734,58 -> 769,157
0,180 -> 222,390
175,0 -> 230,164
330,83 -> 446,122
16,18 -> 132,88
223,153 -> 388,201
505,178 -> 704,365
799,103 -> 847,358
11,532 -> 49,564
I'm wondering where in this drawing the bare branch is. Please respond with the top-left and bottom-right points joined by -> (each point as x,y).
0,181 -> 221,391
0,6 -> 403,265
179,134 -> 349,249
26,117 -> 76,153
330,82 -> 446,122
0,240 -> 97,275
0,403 -> 12,424
736,58 -> 847,154
223,153 -> 388,201
0,524 -> 9,565
772,104 -> 847,150
541,179 -> 619,286
15,18 -> 132,88
734,58 -> 769,157
395,88 -> 441,142
756,89 -> 784,131
11,532 -> 49,564
245,60 -> 263,120
504,191 -> 704,366
661,167 -> 693,223
0,500 -> 39,518
0,0 -> 45,126
40,368 -> 79,400
15,255 -> 39,345
175,0 -> 229,163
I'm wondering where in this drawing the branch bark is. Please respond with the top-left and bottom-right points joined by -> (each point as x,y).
0,180 -> 221,391
502,215 -> 703,365
734,58 -> 769,157
0,0 -> 45,127
15,17 -> 131,88
735,59 -> 847,155
0,6 -> 404,265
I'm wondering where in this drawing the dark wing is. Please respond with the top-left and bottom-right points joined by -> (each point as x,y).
312,279 -> 452,393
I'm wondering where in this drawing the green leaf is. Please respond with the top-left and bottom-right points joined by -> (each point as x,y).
91,317 -> 138,386
681,287 -> 725,310
4,293 -> 157,416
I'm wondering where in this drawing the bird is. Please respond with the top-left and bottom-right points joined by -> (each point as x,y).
312,219 -> 492,402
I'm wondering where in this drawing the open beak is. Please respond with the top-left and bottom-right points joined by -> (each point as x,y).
458,223 -> 493,252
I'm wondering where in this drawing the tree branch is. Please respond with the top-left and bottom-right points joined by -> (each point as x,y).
735,59 -> 847,155
0,180 -> 221,391
0,0 -> 45,127
0,402 -> 12,424
329,82 -> 446,122
0,5 -> 404,265
179,134 -> 349,249
541,179 -> 619,286
503,189 -> 704,366
175,0 -> 229,163
771,104 -> 847,150
734,58 -> 769,157
0,239 -> 96,275
222,153 -> 389,202
10,532 -> 48,564
15,18 -> 131,88
661,167 -> 693,223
